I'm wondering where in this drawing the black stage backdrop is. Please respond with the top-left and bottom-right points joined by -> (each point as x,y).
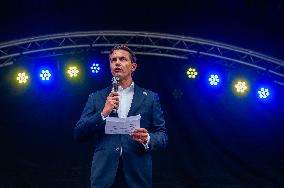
1,53 -> 284,188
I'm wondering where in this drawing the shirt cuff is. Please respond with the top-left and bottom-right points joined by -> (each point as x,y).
101,113 -> 107,120
142,134 -> 150,149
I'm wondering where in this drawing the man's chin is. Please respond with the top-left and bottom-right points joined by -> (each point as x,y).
112,73 -> 123,79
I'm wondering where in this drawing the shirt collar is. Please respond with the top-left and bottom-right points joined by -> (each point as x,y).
118,82 -> 134,93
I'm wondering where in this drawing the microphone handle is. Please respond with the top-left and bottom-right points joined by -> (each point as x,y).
113,83 -> 118,92
112,81 -> 119,114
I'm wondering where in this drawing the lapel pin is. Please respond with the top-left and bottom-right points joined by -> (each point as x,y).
143,91 -> 147,95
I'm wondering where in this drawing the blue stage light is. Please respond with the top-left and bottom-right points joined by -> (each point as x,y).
258,88 -> 270,99
209,74 -> 220,86
90,63 -> 101,74
40,70 -> 51,81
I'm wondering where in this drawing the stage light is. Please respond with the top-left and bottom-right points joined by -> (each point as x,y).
186,68 -> 198,79
40,70 -> 51,80
67,66 -> 79,77
16,72 -> 29,84
209,74 -> 220,86
258,88 -> 270,99
90,63 -> 101,74
234,80 -> 248,93
172,89 -> 183,99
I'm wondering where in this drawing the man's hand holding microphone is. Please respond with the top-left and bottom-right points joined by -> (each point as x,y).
101,76 -> 120,118
101,89 -> 119,118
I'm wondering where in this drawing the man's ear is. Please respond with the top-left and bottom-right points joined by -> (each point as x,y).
132,63 -> 137,72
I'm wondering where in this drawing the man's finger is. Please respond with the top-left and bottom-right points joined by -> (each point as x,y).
110,101 -> 119,107
111,96 -> 119,101
133,128 -> 148,133
108,91 -> 119,97
131,136 -> 144,143
132,132 -> 148,137
111,91 -> 119,97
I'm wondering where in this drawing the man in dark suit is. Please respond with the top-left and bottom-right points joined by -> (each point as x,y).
74,45 -> 167,188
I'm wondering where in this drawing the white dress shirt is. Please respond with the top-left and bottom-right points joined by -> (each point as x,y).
117,82 -> 134,118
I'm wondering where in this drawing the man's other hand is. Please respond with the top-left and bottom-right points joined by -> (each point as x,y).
130,128 -> 149,144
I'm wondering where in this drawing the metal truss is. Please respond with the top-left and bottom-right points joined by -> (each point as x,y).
1,30 -> 284,83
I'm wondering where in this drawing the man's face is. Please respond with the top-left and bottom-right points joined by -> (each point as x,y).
109,49 -> 137,80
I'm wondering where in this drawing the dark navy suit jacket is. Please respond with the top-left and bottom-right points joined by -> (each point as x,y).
74,84 -> 167,188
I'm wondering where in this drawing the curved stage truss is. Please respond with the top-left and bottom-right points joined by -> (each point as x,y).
0,31 -> 284,84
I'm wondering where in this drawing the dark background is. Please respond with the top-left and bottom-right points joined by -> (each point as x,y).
0,0 -> 284,59
1,0 -> 284,187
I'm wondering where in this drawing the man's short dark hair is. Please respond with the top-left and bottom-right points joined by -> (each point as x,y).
109,44 -> 137,63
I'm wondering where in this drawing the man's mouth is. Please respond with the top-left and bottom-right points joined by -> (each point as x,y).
114,67 -> 122,72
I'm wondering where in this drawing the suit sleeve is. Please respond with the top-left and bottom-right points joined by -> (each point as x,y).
74,93 -> 105,142
149,93 -> 168,150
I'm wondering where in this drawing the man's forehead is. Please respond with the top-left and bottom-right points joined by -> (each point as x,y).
110,49 -> 130,57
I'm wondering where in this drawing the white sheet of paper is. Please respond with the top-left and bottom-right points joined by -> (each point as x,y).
105,115 -> 141,134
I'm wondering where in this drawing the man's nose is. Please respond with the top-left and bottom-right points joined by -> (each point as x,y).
114,60 -> 122,66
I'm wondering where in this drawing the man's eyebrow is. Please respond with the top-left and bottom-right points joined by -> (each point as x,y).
110,56 -> 127,59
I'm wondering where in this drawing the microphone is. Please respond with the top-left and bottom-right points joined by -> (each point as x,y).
112,76 -> 119,92
112,76 -> 119,113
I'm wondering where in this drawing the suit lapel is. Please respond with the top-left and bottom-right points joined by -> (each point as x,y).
128,84 -> 146,116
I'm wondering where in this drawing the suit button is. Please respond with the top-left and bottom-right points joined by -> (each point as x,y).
116,147 -> 120,152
